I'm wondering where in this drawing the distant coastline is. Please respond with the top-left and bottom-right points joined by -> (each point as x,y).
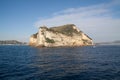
95,40 -> 120,45
0,40 -> 27,45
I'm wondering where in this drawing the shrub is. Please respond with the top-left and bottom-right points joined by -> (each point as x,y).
45,38 -> 55,43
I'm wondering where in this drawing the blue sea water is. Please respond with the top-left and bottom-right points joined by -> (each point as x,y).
0,45 -> 120,80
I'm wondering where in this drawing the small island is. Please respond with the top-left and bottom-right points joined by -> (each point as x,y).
29,24 -> 93,47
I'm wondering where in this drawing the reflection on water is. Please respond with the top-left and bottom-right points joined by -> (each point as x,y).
0,45 -> 120,80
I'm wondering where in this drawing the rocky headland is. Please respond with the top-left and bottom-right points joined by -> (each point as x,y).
29,24 -> 93,47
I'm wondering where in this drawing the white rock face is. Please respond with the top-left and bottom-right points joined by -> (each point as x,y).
29,35 -> 37,45
29,24 -> 93,47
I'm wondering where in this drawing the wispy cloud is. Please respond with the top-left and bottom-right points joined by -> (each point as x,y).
35,0 -> 120,42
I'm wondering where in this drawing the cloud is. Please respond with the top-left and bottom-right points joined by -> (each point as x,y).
35,0 -> 120,42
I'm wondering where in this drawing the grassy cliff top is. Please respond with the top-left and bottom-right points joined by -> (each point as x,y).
47,24 -> 81,36
37,24 -> 92,40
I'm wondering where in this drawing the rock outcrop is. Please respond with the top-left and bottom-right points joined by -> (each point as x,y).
29,24 -> 93,47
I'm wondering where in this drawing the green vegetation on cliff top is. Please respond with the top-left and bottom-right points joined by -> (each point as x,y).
40,24 -> 81,36
50,24 -> 81,36
34,24 -> 92,40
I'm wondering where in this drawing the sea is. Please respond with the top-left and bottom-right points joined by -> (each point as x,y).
0,45 -> 120,80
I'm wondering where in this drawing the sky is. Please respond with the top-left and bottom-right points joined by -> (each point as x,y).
0,0 -> 120,42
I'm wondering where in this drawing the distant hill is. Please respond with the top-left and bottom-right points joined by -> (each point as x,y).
0,40 -> 27,45
95,40 -> 120,45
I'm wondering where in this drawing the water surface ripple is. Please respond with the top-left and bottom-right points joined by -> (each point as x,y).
0,45 -> 120,80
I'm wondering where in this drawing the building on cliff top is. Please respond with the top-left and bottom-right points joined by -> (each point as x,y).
29,24 -> 93,47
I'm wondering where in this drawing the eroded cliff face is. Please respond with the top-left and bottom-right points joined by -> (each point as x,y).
29,24 -> 93,47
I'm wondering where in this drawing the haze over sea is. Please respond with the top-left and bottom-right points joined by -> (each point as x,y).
0,45 -> 120,80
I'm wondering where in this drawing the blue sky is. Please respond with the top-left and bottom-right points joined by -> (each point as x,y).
0,0 -> 120,42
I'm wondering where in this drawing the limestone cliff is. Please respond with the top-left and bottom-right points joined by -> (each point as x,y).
29,24 -> 93,47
